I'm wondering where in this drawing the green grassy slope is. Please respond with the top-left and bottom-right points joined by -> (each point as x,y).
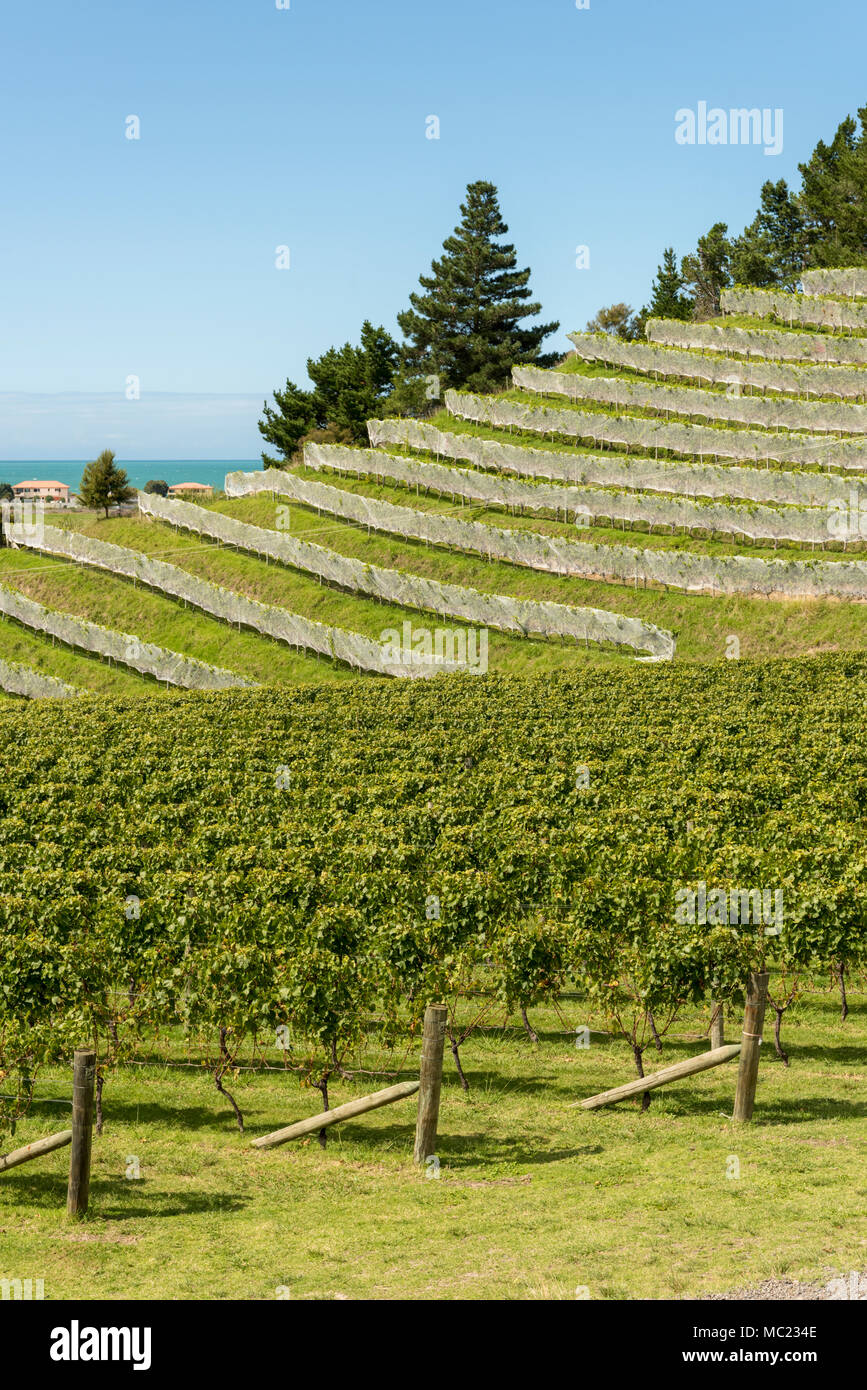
198,490 -> 867,665
47,513 -> 632,673
0,613 -> 150,697
0,544 -> 359,687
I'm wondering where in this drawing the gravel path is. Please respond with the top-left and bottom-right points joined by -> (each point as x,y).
701,1270 -> 867,1301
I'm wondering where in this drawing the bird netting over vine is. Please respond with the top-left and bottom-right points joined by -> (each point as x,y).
445,388 -> 867,471
0,580 -> 253,690
566,332 -> 867,399
199,481 -> 675,658
646,317 -> 867,365
305,442 -> 847,547
226,464 -> 867,600
801,269 -> 867,299
514,363 -> 867,436
13,525 -> 462,679
0,655 -> 80,700
721,286 -> 867,332
367,416 -> 852,508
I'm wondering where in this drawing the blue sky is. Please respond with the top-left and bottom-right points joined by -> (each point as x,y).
2,0 -> 866,459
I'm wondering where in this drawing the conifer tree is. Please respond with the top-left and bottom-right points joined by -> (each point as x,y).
78,450 -> 136,519
397,180 -> 559,393
259,321 -> 398,464
645,248 -> 692,321
681,223 -> 732,320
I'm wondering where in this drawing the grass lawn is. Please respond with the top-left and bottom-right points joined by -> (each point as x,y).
2,982 -> 864,1301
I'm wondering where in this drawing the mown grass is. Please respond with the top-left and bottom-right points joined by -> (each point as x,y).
47,499 -> 867,665
0,543 -> 359,688
291,451 -> 855,561
206,485 -> 867,664
0,613 -> 149,697
1,983 -> 864,1301
44,512 -> 634,674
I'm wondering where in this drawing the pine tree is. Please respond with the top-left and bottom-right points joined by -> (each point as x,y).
259,322 -> 398,465
797,107 -> 867,268
681,223 -> 732,320
644,249 -> 691,321
730,181 -> 807,289
258,381 -> 315,465
397,180 -> 559,393
78,450 -> 136,519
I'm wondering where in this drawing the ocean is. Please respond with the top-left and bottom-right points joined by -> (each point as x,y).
0,461 -> 258,493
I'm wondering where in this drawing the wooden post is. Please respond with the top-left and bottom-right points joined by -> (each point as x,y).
414,1003 -> 447,1165
733,971 -> 769,1123
66,1048 -> 96,1217
710,999 -> 725,1050
251,1080 -> 420,1149
0,1129 -> 72,1174
576,1044 -> 742,1110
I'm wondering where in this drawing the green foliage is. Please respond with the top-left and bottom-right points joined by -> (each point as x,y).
78,450 -> 136,518
584,302 -> 640,340
730,180 -> 808,290
0,660 -> 865,1128
641,248 -> 692,325
259,322 -> 399,465
681,223 -> 732,320
798,107 -> 867,269
143,479 -> 170,496
664,106 -> 867,300
397,179 -> 560,393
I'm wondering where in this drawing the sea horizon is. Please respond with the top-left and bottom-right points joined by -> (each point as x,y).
0,460 -> 260,492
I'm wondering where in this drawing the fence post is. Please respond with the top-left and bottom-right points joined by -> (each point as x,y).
732,972 -> 769,1123
67,1048 -> 96,1217
414,1003 -> 447,1166
710,999 -> 725,1050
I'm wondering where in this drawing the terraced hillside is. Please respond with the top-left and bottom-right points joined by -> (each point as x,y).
4,267 -> 867,696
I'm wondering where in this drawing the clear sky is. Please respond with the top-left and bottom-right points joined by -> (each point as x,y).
2,0 -> 866,459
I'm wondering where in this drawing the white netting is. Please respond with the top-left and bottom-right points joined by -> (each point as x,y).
367,416 -> 850,508
225,465 -> 867,600
566,332 -> 867,399
0,580 -> 253,689
0,655 -> 80,700
12,525 -> 457,679
721,286 -> 867,332
801,269 -> 867,299
646,317 -> 867,365
514,363 -> 867,437
194,481 -> 674,658
306,442 -> 842,547
445,388 -> 867,471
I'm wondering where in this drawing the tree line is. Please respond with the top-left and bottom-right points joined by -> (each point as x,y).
258,103 -> 867,462
593,104 -> 867,341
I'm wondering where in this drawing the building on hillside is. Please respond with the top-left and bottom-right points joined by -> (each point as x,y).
167,482 -> 214,498
12,480 -> 70,503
